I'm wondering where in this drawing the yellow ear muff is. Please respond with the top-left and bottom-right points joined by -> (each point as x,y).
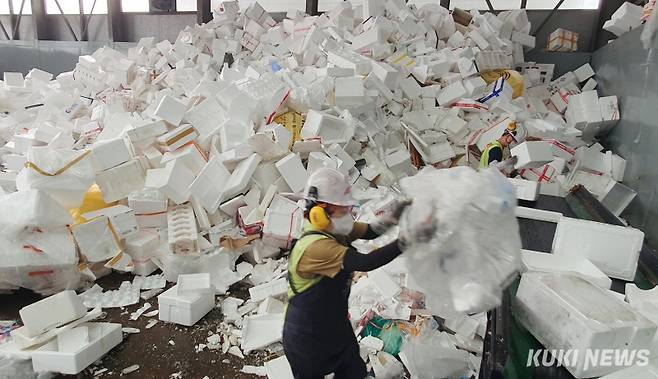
309,205 -> 331,230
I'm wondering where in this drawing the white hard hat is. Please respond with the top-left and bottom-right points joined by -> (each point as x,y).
303,167 -> 357,206
508,122 -> 527,144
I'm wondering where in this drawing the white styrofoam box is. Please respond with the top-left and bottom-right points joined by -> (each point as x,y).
142,146 -> 164,169
90,138 -> 133,172
95,159 -> 145,203
82,205 -> 138,238
158,284 -> 215,326
56,325 -> 89,352
161,143 -> 207,176
223,153 -> 262,200
183,96 -> 226,142
189,157 -> 231,213
145,159 -> 195,205
72,216 -> 122,263
566,90 -> 603,135
573,63 -> 595,82
177,273 -> 212,294
521,250 -> 612,289
128,188 -> 168,214
515,272 -> 656,378
508,178 -> 540,201
155,95 -> 188,126
241,313 -> 284,353
125,230 -> 159,261
167,204 -> 199,255
599,96 -> 620,129
511,31 -> 536,48
4,72 -> 25,87
437,81 -> 467,106
371,61 -> 400,89
552,217 -> 644,281
19,291 -> 87,337
307,152 -> 337,175
515,206 -> 563,223
582,78 -> 598,91
156,124 -> 199,152
258,297 -> 285,315
384,148 -> 415,176
399,77 -> 422,100
568,170 -> 636,216
132,259 -> 157,277
439,115 -> 469,141
469,29 -> 490,50
275,153 -> 308,193
262,207 -> 303,249
125,120 -> 168,147
575,146 -> 607,173
326,143 -> 356,174
463,76 -> 487,98
369,269 -> 401,298
510,141 -> 554,170
300,110 -> 354,145
249,277 -> 288,302
31,323 -> 122,375
335,76 -> 366,107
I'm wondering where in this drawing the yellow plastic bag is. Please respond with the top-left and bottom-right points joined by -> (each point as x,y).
69,184 -> 116,224
480,69 -> 525,99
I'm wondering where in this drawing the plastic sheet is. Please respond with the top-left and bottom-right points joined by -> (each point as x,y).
398,166 -> 521,313
0,357 -> 54,379
399,327 -> 472,379
17,146 -> 94,209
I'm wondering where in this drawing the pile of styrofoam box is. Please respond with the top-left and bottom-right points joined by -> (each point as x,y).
0,1 -> 641,375
0,290 -> 122,375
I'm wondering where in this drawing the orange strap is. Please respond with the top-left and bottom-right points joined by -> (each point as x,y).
25,150 -> 91,176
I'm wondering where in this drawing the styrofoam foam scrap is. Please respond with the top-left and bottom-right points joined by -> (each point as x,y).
132,274 -> 166,290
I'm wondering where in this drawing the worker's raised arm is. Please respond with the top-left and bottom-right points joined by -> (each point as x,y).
342,241 -> 402,272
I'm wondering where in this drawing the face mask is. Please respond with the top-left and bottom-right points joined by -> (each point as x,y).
331,213 -> 355,236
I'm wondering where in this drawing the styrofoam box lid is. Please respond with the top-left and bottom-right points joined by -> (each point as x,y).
158,284 -> 214,309
552,217 -> 644,280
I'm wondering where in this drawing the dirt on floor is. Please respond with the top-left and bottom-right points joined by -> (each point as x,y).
0,272 -> 273,379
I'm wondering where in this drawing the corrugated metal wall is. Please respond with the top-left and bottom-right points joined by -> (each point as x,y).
592,26 -> 658,248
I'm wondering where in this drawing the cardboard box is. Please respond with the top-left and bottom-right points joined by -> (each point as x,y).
547,28 -> 578,52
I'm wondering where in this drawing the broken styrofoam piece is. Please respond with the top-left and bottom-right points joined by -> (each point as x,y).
552,217 -> 644,281
241,313 -> 284,353
11,307 -> 102,350
158,284 -> 215,326
515,206 -> 562,223
132,274 -> 166,290
508,177 -> 539,201
370,351 -> 404,379
264,355 -> 294,379
79,282 -> 140,309
515,272 -> 656,378
19,290 -> 87,338
249,278 -> 287,302
31,322 -> 122,375
521,249 -> 612,289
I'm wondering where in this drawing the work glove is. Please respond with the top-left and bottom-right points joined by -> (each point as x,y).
371,198 -> 412,234
397,202 -> 438,250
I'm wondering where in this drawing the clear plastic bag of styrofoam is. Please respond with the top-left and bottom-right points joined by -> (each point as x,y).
0,190 -> 73,236
399,320 -> 472,379
17,146 -> 94,209
0,357 -> 55,379
398,166 -> 521,314
0,226 -> 81,295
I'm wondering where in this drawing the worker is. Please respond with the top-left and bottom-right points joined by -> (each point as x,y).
479,121 -> 527,174
282,168 -> 419,379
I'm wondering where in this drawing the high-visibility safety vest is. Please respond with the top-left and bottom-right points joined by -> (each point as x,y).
287,224 -> 335,299
479,140 -> 503,169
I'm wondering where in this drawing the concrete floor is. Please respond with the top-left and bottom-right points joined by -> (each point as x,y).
0,273 -> 270,379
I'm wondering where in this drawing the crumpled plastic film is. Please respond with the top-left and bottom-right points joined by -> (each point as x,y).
0,190 -> 73,236
398,166 -> 522,313
17,146 -> 94,209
